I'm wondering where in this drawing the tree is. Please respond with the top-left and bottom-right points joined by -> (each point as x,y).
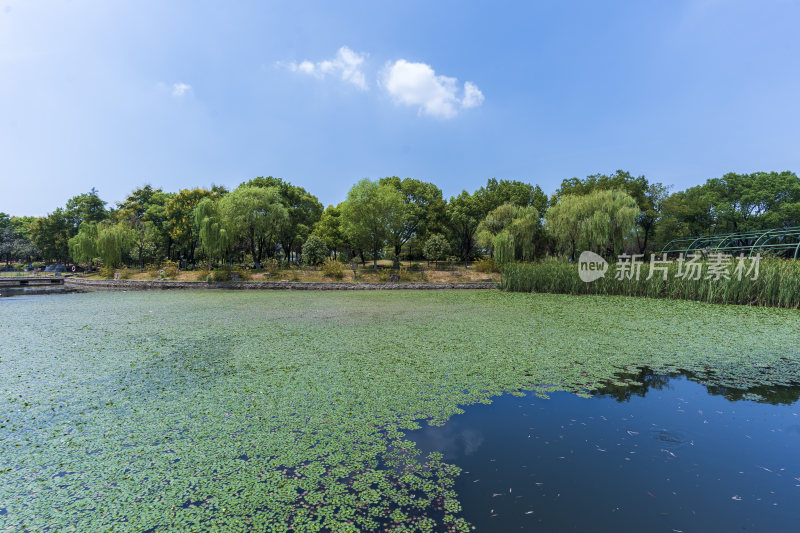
476,178 -> 549,215
301,234 -> 328,266
656,171 -> 800,245
554,170 -> 669,253
546,189 -> 639,260
0,215 -> 39,264
142,191 -> 174,260
220,185 -> 288,269
476,203 -> 542,262
96,222 -> 134,268
115,185 -> 160,222
68,222 -> 99,267
422,233 -> 450,263
129,221 -> 159,271
310,205 -> 346,257
0,227 -> 16,264
476,204 -> 517,255
65,188 -> 108,233
165,188 -> 223,264
704,171 -> 800,231
29,209 -> 72,263
447,179 -> 547,264
244,177 -> 323,263
340,179 -> 405,269
493,231 -> 515,265
379,177 -> 446,263
446,190 -> 484,263
194,197 -> 228,266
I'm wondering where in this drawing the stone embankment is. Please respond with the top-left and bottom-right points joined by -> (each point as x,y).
64,278 -> 499,291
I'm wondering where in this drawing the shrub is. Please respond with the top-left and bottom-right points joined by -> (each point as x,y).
302,235 -> 329,266
235,266 -> 251,281
163,260 -> 179,278
322,258 -> 344,279
264,259 -> 280,275
212,267 -> 232,281
408,262 -> 424,272
422,234 -> 450,262
100,266 -> 114,279
474,258 -> 498,273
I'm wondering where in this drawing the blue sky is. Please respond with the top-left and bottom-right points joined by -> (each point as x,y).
2,0 -> 799,216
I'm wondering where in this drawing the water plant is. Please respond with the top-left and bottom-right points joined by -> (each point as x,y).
1,290 -> 798,530
502,258 -> 800,308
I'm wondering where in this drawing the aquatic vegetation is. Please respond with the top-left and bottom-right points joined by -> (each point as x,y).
502,258 -> 800,308
1,290 -> 799,531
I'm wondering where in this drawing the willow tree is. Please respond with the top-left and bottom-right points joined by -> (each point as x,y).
194,197 -> 228,266
493,231 -> 515,265
546,189 -> 638,260
510,206 -> 540,261
476,203 -> 541,262
68,222 -> 98,267
220,185 -> 288,269
96,222 -> 134,268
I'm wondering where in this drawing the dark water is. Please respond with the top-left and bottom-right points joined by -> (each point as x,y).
0,286 -> 82,298
408,373 -> 800,532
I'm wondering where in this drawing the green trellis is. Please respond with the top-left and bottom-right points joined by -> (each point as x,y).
661,227 -> 800,259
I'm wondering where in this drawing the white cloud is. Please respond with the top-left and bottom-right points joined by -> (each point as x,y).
172,82 -> 192,97
381,59 -> 483,119
287,46 -> 368,90
462,81 -> 485,109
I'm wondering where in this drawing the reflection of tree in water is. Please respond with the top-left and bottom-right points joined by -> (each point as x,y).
703,382 -> 800,406
594,366 -> 800,406
594,367 -> 672,402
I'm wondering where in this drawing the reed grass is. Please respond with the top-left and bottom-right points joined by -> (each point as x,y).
501,258 -> 800,308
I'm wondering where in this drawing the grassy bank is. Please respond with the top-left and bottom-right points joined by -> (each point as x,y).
502,259 -> 800,308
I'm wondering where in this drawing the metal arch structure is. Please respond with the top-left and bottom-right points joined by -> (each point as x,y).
661,227 -> 800,259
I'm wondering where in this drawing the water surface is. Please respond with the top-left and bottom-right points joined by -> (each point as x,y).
409,372 -> 800,532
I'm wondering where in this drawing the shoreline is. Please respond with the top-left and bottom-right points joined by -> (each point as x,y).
64,277 -> 499,291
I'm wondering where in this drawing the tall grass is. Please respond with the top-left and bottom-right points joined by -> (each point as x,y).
502,258 -> 800,308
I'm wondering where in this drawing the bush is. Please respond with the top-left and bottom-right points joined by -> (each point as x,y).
100,266 -> 115,279
408,262 -> 424,272
212,267 -> 232,281
235,266 -> 251,281
302,235 -> 329,266
423,233 -> 450,262
163,260 -> 179,278
322,258 -> 344,279
264,259 -> 280,275
474,258 -> 498,273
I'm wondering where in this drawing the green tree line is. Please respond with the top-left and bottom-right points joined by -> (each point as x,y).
3,170 -> 799,269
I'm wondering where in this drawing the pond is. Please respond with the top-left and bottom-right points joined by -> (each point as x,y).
1,290 -> 798,531
0,286 -> 82,298
408,371 -> 800,532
